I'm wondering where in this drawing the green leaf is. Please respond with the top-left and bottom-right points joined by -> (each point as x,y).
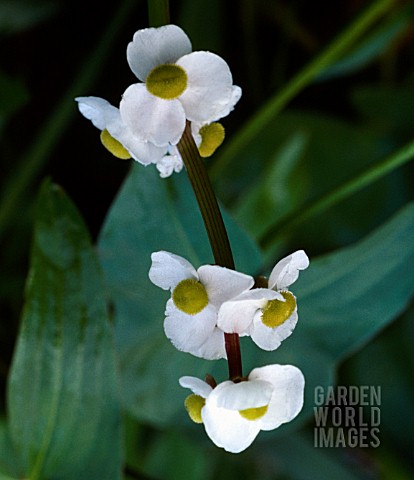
7,180 -> 123,480
0,419 -> 21,479
316,5 -> 413,81
98,164 -> 262,425
244,200 -> 414,433
259,431 -> 367,480
233,131 -> 309,239
343,304 -> 414,460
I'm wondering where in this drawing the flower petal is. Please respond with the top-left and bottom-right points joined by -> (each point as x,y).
268,250 -> 309,291
75,96 -> 117,131
176,51 -> 234,122
202,381 -> 261,453
250,308 -> 298,351
120,83 -> 186,146
155,152 -> 184,178
76,96 -> 167,165
214,85 -> 242,119
190,327 -> 227,360
248,364 -> 305,430
197,265 -> 254,309
217,289 -> 282,334
149,251 -> 197,291
215,379 -> 273,410
164,299 -> 217,355
179,376 -> 213,398
127,24 -> 192,81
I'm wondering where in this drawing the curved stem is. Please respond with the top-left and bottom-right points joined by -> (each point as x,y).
177,123 -> 243,380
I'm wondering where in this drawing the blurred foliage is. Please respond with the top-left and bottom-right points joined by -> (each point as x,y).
1,0 -> 414,479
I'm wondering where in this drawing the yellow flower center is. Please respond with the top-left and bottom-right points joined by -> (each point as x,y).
184,394 -> 205,424
172,279 -> 209,315
198,123 -> 225,158
100,129 -> 131,159
239,404 -> 268,421
146,64 -> 188,100
261,291 -> 296,328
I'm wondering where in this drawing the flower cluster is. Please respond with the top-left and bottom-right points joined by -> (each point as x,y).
76,24 -> 239,177
78,23 -> 310,454
149,249 -> 309,452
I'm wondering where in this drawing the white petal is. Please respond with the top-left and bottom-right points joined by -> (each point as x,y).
190,327 -> 227,360
164,300 -> 217,355
179,376 -> 213,398
215,379 -> 273,410
76,96 -> 167,165
202,382 -> 261,453
268,250 -> 309,291
214,85 -> 242,120
75,96 -> 116,131
217,289 -> 282,334
177,52 -> 234,122
149,251 -> 197,291
120,83 -> 186,146
113,128 -> 166,165
248,364 -> 305,430
155,153 -> 184,178
197,265 -> 254,309
250,309 -> 298,351
127,24 -> 192,81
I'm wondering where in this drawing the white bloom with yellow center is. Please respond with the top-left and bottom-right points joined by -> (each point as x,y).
179,364 -> 305,453
149,251 -> 254,359
120,24 -> 241,147
217,250 -> 309,351
75,96 -> 167,164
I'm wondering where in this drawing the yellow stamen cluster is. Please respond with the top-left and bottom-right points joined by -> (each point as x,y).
100,129 -> 131,159
261,291 -> 296,328
146,64 -> 188,100
172,278 -> 209,315
184,394 -> 205,423
198,123 -> 225,158
239,404 -> 268,421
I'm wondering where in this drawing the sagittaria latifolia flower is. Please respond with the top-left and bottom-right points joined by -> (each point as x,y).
218,250 -> 309,351
76,97 -> 226,177
75,96 -> 167,164
120,24 -> 241,147
180,364 -> 305,453
148,251 -> 253,360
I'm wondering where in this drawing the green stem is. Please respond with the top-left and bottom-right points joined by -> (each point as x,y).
0,0 -> 137,242
209,0 -> 395,180
147,0 -> 170,26
260,137 -> 414,248
177,123 -> 243,380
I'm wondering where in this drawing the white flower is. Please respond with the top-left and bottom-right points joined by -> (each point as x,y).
148,251 -> 254,359
218,250 -> 309,351
120,24 -> 241,147
179,364 -> 305,453
75,96 -> 166,164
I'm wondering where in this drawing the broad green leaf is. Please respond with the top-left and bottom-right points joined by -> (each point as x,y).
98,164 -> 262,425
342,305 -> 414,461
0,419 -> 21,480
242,200 -> 414,434
7,180 -> 123,480
227,110 -> 409,253
234,131 -> 309,239
258,431 -> 367,480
